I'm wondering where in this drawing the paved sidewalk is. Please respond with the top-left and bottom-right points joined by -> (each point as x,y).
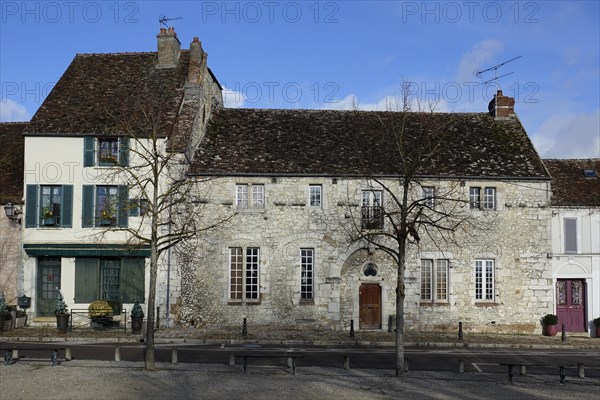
2,325 -> 600,349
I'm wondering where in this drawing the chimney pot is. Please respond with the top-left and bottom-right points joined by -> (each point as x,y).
488,90 -> 515,119
156,28 -> 181,68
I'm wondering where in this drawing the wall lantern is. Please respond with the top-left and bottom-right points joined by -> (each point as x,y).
3,202 -> 22,224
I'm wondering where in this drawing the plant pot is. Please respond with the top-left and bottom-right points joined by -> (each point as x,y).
56,313 -> 70,334
15,315 -> 27,328
596,326 -> 600,338
131,316 -> 144,334
0,314 -> 8,332
42,217 -> 56,226
543,324 -> 557,336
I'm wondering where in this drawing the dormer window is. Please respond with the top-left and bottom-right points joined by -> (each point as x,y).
84,136 -> 129,167
98,138 -> 120,166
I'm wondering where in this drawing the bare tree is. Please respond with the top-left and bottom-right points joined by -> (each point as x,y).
92,106 -> 233,370
344,83 -> 474,377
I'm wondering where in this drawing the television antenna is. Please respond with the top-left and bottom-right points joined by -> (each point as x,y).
475,56 -> 521,85
159,15 -> 183,28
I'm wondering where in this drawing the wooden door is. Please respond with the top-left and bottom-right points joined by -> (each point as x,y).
556,279 -> 586,332
359,284 -> 381,329
37,257 -> 62,316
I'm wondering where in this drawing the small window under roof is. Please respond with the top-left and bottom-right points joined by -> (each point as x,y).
583,169 -> 598,178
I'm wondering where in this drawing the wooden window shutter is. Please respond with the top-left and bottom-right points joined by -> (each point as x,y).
25,185 -> 38,228
82,185 -> 95,227
117,185 -> 129,227
74,257 -> 99,303
61,185 -> 74,228
119,137 -> 129,167
84,136 -> 95,167
120,258 -> 145,303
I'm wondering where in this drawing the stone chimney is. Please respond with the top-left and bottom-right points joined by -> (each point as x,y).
488,90 -> 515,119
156,27 -> 181,68
187,37 -> 206,85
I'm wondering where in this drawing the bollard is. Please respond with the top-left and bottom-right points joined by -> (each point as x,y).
51,350 -> 58,366
458,359 -> 464,373
65,347 -> 72,361
578,363 -> 585,378
458,321 -> 463,341
561,324 -> 566,342
287,351 -> 293,368
171,348 -> 178,364
229,352 -> 235,366
350,320 -> 354,338
519,364 -> 527,376
404,358 -> 409,372
344,355 -> 350,370
12,349 -> 18,361
559,366 -> 566,384
115,347 -> 121,362
242,318 -> 248,337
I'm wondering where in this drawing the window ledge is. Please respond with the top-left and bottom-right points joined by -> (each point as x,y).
474,302 -> 499,307
299,300 -> 314,305
227,301 -> 261,306
419,302 -> 450,307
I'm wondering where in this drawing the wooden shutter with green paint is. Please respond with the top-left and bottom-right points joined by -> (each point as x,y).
61,185 -> 73,228
82,185 -> 95,227
117,185 -> 128,227
84,136 -> 95,167
120,258 -> 145,303
25,185 -> 38,228
119,137 -> 129,167
74,258 -> 99,303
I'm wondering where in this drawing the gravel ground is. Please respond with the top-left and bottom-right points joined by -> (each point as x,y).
1,360 -> 599,400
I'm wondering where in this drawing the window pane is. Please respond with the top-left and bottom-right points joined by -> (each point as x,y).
436,260 -> 448,301
469,188 -> 480,209
485,260 -> 494,300
301,248 -> 314,300
101,259 -> 121,301
483,188 -> 495,209
420,260 -> 432,300
229,248 -> 243,300
98,138 -> 119,165
96,186 -> 118,224
245,248 -> 260,299
564,218 -> 577,253
236,185 -> 248,208
252,185 -> 264,208
475,260 -> 483,300
309,185 -> 321,207
423,187 -> 434,208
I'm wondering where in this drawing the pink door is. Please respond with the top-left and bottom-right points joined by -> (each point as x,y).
556,279 -> 586,332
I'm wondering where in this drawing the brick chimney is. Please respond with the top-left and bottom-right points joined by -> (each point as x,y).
488,90 -> 515,119
188,37 -> 207,85
156,27 -> 181,68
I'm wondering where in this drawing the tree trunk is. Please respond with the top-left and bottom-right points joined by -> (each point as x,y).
145,242 -> 158,370
395,238 -> 406,377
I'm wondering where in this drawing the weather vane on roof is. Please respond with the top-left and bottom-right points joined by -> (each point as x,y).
159,15 -> 183,28
475,56 -> 522,85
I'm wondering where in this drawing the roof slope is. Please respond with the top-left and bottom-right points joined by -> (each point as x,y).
191,108 -> 548,178
544,159 -> 600,207
24,52 -> 190,137
0,122 -> 26,203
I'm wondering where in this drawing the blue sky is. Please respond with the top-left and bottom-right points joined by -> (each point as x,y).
1,1 -> 599,159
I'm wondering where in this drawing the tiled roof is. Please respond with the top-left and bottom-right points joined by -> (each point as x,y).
190,108 -> 549,178
24,52 -> 191,137
544,159 -> 600,207
0,122 -> 26,203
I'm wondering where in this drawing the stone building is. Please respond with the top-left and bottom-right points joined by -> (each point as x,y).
545,159 -> 600,336
0,122 -> 26,305
179,96 -> 555,334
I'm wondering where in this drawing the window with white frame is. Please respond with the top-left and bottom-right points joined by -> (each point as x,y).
229,247 -> 260,302
563,217 -> 578,253
475,259 -> 495,301
236,184 -> 264,209
420,259 -> 448,302
470,187 -> 496,210
309,185 -> 322,207
300,248 -> 314,301
422,186 -> 435,209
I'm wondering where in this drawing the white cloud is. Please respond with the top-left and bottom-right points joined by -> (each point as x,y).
0,98 -> 30,122
222,87 -> 245,108
531,109 -> 600,158
456,40 -> 504,83
322,93 -> 452,113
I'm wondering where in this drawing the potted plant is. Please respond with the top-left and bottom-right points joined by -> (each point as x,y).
14,309 -> 27,328
41,207 -> 56,225
0,293 -> 11,332
541,313 -> 558,336
99,209 -> 115,226
130,298 -> 144,334
54,291 -> 69,334
88,300 -> 114,329
593,317 -> 600,338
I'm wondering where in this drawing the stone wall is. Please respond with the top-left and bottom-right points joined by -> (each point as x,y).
0,210 -> 21,304
176,177 -> 553,334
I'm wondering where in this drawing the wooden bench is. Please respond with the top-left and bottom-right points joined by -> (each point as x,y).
1,346 -> 71,366
233,353 -> 302,375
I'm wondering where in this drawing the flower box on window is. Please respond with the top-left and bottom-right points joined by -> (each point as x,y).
98,218 -> 115,226
99,154 -> 118,165
42,217 -> 57,226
